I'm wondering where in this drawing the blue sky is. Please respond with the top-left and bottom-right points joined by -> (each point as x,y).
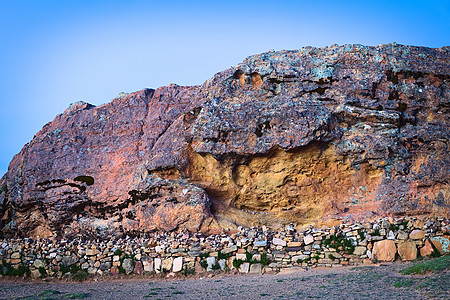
1,0 -> 449,177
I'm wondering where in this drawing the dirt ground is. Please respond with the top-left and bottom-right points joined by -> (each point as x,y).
0,262 -> 448,299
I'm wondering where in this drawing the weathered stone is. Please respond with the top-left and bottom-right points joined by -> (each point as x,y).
430,236 -> 450,254
154,258 -> 162,273
206,257 -> 216,272
218,259 -> 226,270
122,258 -> 134,274
222,245 -> 237,254
172,257 -> 183,272
397,231 -> 408,240
143,259 -> 153,272
420,239 -> 435,257
253,241 -> 268,247
87,267 -> 97,275
11,252 -> 21,259
133,261 -> 143,274
372,240 -> 396,262
61,255 -> 77,266
2,44 -> 448,238
236,253 -> 246,260
161,257 -> 173,272
303,235 -> 314,245
272,238 -> 287,247
239,262 -> 250,273
249,263 -> 263,274
31,269 -> 41,278
86,249 -> 98,256
33,259 -> 44,269
410,230 -> 426,240
397,241 -> 417,261
353,246 -> 367,256
110,266 -> 119,275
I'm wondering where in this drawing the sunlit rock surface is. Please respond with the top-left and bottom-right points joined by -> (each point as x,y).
0,44 -> 449,238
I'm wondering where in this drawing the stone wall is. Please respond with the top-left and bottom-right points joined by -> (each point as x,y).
1,217 -> 449,279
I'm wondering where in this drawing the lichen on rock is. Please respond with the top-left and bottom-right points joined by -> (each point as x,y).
0,43 -> 449,238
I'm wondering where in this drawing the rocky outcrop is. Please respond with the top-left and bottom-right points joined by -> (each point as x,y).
0,44 -> 449,238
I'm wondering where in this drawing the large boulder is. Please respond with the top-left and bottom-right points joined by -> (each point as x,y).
0,44 -> 449,238
372,240 -> 397,261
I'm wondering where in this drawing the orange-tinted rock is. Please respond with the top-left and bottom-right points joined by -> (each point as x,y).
409,230 -> 426,240
0,44 -> 449,238
372,240 -> 397,262
397,241 -> 417,261
420,239 -> 435,257
430,236 -> 450,255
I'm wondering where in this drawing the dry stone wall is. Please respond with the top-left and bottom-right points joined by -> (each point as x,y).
0,217 -> 448,279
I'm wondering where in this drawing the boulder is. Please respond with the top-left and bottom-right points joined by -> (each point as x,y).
372,240 -> 397,261
122,258 -> 134,274
430,236 -> 450,254
249,263 -> 263,274
1,44 -> 449,237
420,239 -> 435,257
397,241 -> 417,261
172,257 -> 183,272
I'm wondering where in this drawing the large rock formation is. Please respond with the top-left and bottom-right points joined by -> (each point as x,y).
0,44 -> 449,238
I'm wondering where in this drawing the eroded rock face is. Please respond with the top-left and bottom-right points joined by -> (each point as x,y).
0,44 -> 449,238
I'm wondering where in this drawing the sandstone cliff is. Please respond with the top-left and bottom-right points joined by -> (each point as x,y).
1,44 -> 449,238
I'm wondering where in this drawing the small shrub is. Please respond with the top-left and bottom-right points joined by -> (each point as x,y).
200,260 -> 208,269
323,234 -> 355,254
114,249 -> 123,256
0,184 -> 7,193
211,263 -> 220,270
38,266 -> 47,277
260,252 -> 270,266
199,252 -> 210,259
358,230 -> 365,241
181,267 -> 195,276
217,250 -> 232,260
328,254 -> 336,261
245,251 -> 252,263
71,270 -> 89,282
232,259 -> 244,269
296,259 -> 303,264
370,229 -> 380,236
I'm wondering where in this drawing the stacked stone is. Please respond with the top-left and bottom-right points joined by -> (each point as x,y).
0,217 -> 448,279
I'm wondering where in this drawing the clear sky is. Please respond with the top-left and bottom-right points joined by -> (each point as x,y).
1,0 -> 449,177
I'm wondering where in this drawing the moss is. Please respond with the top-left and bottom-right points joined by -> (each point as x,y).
393,279 -> 415,288
401,255 -> 450,275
